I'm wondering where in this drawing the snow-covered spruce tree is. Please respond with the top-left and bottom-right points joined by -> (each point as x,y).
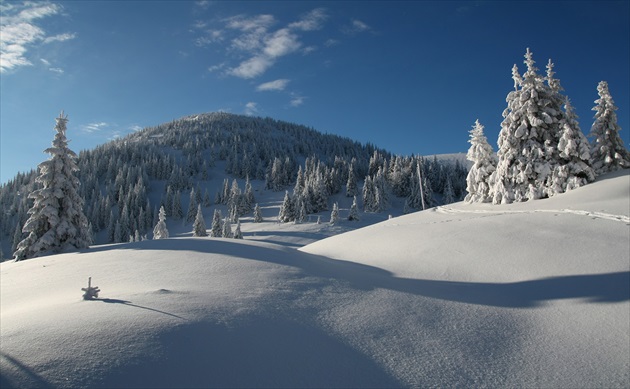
589,81 -> 630,174
294,194 -> 306,224
492,49 -> 573,203
552,99 -> 595,192
253,203 -> 263,223
211,209 -> 222,237
346,163 -> 357,197
443,176 -> 455,204
222,217 -> 233,238
545,61 -> 594,195
278,191 -> 295,223
233,220 -> 243,239
348,195 -> 360,221
153,206 -> 169,239
464,120 -> 496,203
192,205 -> 207,237
330,202 -> 339,225
186,188 -> 198,223
14,112 -> 90,260
172,190 -> 183,220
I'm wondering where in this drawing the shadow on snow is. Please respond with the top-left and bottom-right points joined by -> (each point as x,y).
85,238 -> 630,309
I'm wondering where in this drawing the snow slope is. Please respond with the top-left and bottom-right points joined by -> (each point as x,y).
1,171 -> 629,388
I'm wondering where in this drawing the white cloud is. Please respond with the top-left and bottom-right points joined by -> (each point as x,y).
244,102 -> 258,116
290,95 -> 305,107
289,8 -> 327,31
43,32 -> 76,44
343,19 -> 371,35
207,62 -> 226,73
129,125 -> 143,132
263,28 -> 301,57
228,56 -> 273,79
49,67 -> 64,74
194,8 -> 329,80
81,122 -> 109,133
226,14 -> 275,32
0,2 -> 73,73
256,79 -> 290,92
195,1 -> 212,10
17,3 -> 60,21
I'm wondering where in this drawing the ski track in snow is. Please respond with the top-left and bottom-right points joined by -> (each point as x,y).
435,206 -> 630,224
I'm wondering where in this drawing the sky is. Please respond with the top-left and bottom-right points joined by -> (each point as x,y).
1,1 -> 629,183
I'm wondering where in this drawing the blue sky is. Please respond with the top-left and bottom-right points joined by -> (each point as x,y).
1,1 -> 629,183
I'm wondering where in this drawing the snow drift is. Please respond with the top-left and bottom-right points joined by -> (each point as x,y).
1,171 -> 628,388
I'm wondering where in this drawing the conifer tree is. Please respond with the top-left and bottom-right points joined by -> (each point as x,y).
589,81 -> 630,174
14,112 -> 90,260
186,188 -> 198,223
443,176 -> 455,204
203,189 -> 211,207
330,202 -> 339,225
278,191 -> 295,223
348,195 -> 360,221
172,190 -> 183,220
233,220 -> 243,239
211,209 -> 223,237
192,205 -> 207,237
493,49 -> 567,203
153,206 -> 169,239
222,217 -> 233,238
346,163 -> 357,197
552,99 -> 595,192
464,120 -> 496,203
253,203 -> 263,223
244,176 -> 255,211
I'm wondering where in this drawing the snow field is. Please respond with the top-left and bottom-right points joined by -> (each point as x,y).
1,170 -> 628,388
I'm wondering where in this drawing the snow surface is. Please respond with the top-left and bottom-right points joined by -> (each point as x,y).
1,170 -> 628,388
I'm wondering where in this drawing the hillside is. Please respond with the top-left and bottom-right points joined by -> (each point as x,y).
0,112 -> 467,258
1,170 -> 628,388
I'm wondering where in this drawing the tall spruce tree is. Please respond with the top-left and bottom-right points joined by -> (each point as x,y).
589,81 -> 630,174
253,203 -> 263,223
348,195 -> 360,221
192,205 -> 207,237
211,209 -> 223,237
153,206 -> 169,239
14,112 -> 90,260
493,49 -> 572,203
330,202 -> 339,225
465,120 -> 496,203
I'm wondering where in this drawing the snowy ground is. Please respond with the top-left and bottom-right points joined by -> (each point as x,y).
1,170 -> 628,388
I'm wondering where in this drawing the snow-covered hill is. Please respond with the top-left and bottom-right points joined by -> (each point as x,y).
1,170 -> 628,388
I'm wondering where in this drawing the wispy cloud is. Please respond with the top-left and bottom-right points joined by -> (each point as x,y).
288,8 -> 327,31
290,95 -> 305,107
194,8 -> 329,80
244,102 -> 259,116
207,62 -> 226,73
256,79 -> 290,92
80,121 -> 143,139
81,122 -> 109,134
0,2 -> 74,73
342,19 -> 371,35
229,56 -> 273,79
43,32 -> 76,44
195,1 -> 212,10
